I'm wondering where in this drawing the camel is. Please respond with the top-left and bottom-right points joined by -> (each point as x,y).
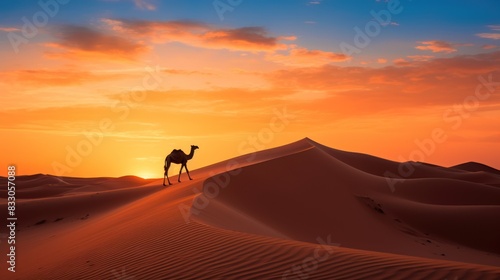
163,145 -> 199,186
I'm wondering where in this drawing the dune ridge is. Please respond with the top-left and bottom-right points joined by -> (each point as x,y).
451,162 -> 500,176
1,138 -> 499,279
195,139 -> 500,265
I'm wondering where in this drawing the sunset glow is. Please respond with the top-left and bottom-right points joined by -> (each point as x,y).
1,0 -> 499,177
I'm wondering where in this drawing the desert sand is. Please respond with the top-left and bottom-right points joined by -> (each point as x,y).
1,138 -> 499,279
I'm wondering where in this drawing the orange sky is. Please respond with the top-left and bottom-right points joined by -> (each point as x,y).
1,1 -> 499,178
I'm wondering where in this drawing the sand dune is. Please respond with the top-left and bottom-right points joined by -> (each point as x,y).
1,138 -> 499,279
452,162 -> 500,176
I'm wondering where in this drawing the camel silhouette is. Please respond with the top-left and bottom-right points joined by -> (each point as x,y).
163,145 -> 199,186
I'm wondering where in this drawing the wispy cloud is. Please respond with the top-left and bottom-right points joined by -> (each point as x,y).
407,55 -> 434,61
275,90 -> 330,102
46,18 -> 346,66
477,33 -> 500,40
415,40 -> 458,53
476,25 -> 500,40
393,58 -> 411,66
202,27 -> 289,51
134,0 -> 156,10
266,46 -> 350,66
482,44 -> 497,50
380,21 -> 399,26
5,69 -> 102,86
266,51 -> 500,114
102,18 -> 294,52
1,68 -> 135,87
46,25 -> 148,60
0,27 -> 19,32
489,25 -> 500,31
162,69 -> 212,75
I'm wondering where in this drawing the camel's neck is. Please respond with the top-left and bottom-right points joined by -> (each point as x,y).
187,148 -> 196,160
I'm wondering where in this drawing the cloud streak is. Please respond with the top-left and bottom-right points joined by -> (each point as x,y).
415,40 -> 457,53
477,33 -> 500,40
266,46 -> 350,66
267,51 -> 500,115
4,69 -> 102,87
476,25 -> 500,40
0,27 -> 20,32
43,19 -> 347,66
102,18 -> 293,52
134,0 -> 156,10
46,25 -> 148,60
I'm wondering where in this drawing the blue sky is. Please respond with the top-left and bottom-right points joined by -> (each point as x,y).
2,0 -> 499,59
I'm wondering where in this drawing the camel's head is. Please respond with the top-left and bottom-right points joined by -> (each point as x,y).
191,145 -> 199,150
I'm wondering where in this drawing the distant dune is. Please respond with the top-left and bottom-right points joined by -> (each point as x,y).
451,162 -> 500,176
1,138 -> 499,279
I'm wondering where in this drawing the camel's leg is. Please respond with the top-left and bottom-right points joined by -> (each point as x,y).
165,160 -> 172,185
178,164 -> 184,182
185,164 -> 193,180
163,166 -> 166,186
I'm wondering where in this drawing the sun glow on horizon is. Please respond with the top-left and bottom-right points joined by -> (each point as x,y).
136,171 -> 159,179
